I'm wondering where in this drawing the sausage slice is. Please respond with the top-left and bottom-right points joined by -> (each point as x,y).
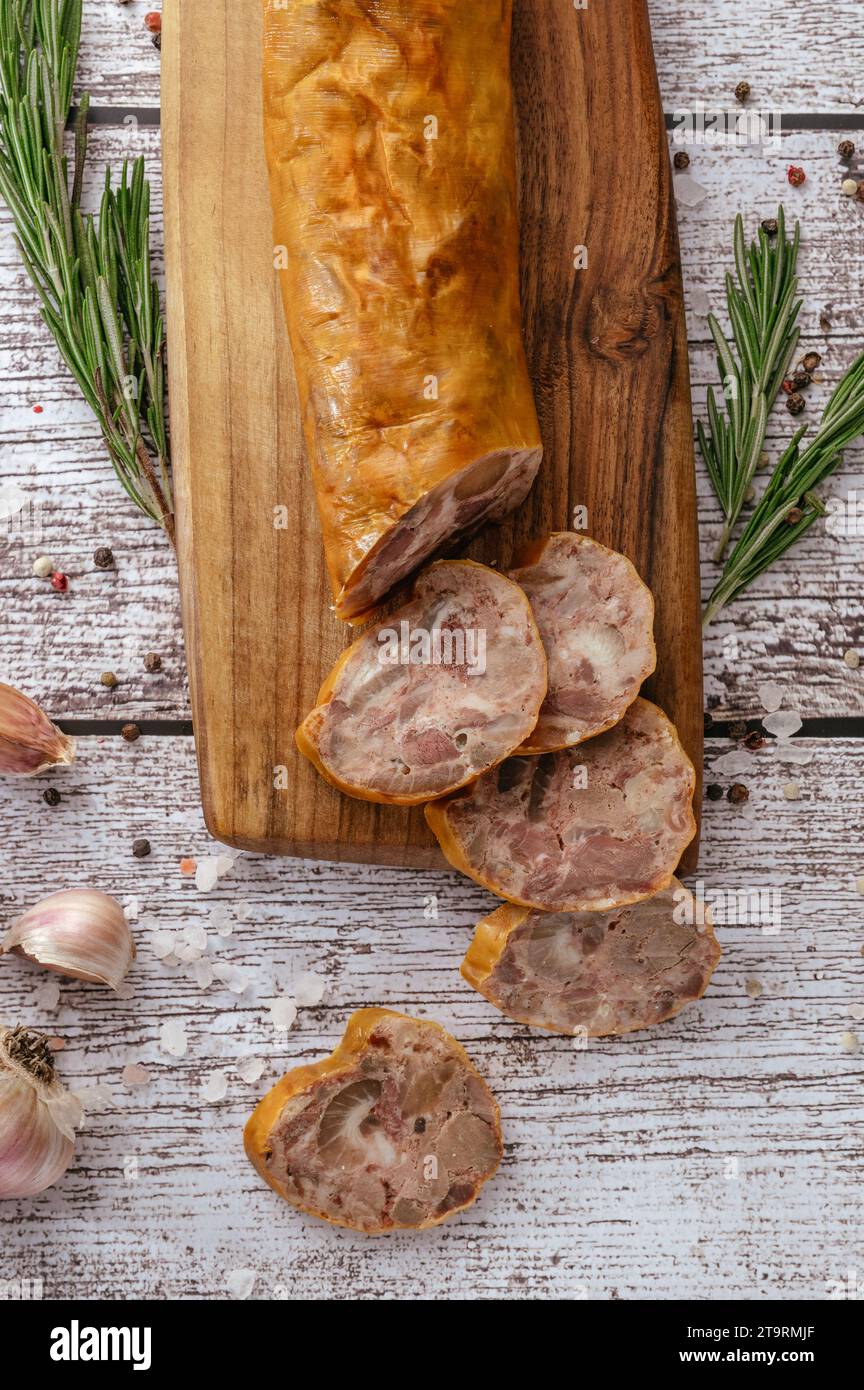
509,533 -> 655,752
461,880 -> 720,1036
425,698 -> 696,912
297,560 -> 547,804
244,1009 -> 502,1234
263,1 -> 542,621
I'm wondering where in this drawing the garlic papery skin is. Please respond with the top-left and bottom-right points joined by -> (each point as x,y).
0,1025 -> 77,1199
2,890 -> 135,991
0,681 -> 76,776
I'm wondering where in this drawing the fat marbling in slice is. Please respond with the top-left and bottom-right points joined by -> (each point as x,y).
244,1008 -> 502,1234
425,698 -> 696,912
296,559 -> 547,804
461,880 -> 720,1036
509,532 -> 655,753
263,0 -> 542,621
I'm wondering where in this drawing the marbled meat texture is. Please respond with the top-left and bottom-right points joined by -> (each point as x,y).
509,533 -> 655,752
461,880 -> 721,1036
263,0 -> 542,621
296,560 -> 547,803
425,698 -> 697,911
244,1009 -> 502,1233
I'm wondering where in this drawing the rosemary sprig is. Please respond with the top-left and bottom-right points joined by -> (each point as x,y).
697,207 -> 802,561
0,0 -> 173,541
704,350 -> 864,626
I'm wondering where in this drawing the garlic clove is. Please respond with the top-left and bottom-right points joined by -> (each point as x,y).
0,1025 -> 77,1199
0,681 -> 75,777
2,890 -> 135,991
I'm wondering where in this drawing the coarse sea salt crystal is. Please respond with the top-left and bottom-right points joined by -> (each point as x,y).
293,971 -> 327,1007
757,681 -> 784,713
160,1019 -> 188,1058
268,997 -> 297,1030
236,901 -> 252,924
690,287 -> 710,318
773,744 -> 813,766
762,710 -> 802,739
73,1084 -> 116,1115
122,1063 -> 151,1089
236,1056 -> 266,1084
226,1269 -> 257,1301
151,930 -> 176,961
35,980 -> 61,1011
123,896 -> 140,922
195,858 -> 220,893
210,905 -> 233,937
183,923 -> 208,952
848,1004 -> 864,1022
708,749 -> 753,777
212,961 -> 249,995
675,174 -> 709,208
192,958 -> 214,990
201,1069 -> 229,1103
215,854 -> 236,879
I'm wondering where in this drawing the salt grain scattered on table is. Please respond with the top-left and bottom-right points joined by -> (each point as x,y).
783,782 -> 801,800
123,895 -> 140,921
212,961 -> 249,995
122,1063 -> 151,1088
191,958 -> 214,990
757,681 -> 784,713
690,286 -> 711,317
745,978 -> 764,998
210,905 -> 233,936
236,901 -> 252,923
675,174 -> 709,207
201,1069 -> 228,1102
73,1084 -> 116,1115
839,1031 -> 860,1054
773,744 -> 814,765
763,710 -> 803,739
160,1019 -> 188,1058
848,1004 -> 864,1021
151,929 -> 176,960
268,997 -> 297,1030
709,749 -> 753,776
293,971 -> 326,1007
226,1269 -> 257,1301
34,980 -> 61,1011
195,858 -> 220,893
236,1056 -> 266,1083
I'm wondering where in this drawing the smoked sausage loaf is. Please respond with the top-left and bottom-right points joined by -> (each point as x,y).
509,533 -> 656,753
425,698 -> 697,912
296,559 -> 547,804
262,0 -> 542,621
244,1008 -> 502,1233
461,881 -> 720,1036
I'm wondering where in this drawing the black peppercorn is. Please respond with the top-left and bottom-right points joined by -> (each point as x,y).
786,506 -> 804,525
786,392 -> 806,415
673,150 -> 690,170
43,787 -> 61,806
743,730 -> 765,750
121,722 -> 141,743
791,368 -> 811,390
838,139 -> 855,160
728,719 -> 748,740
94,546 -> 115,569
761,218 -> 778,236
706,784 -> 724,801
727,783 -> 750,804
143,652 -> 162,673
734,80 -> 751,103
801,352 -> 821,374
132,838 -> 151,859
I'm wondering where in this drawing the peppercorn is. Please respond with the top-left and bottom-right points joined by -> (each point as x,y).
761,218 -> 779,236
786,392 -> 806,415
856,183 -> 864,205
43,787 -> 61,807
94,546 -> 115,569
673,150 -> 690,170
743,730 -> 765,750
706,783 -> 724,801
100,671 -> 118,688
121,722 -> 141,743
838,139 -> 856,160
132,838 -> 151,859
801,352 -> 822,373
791,368 -> 811,390
728,719 -> 748,740
734,80 -> 751,103
143,652 -> 162,673
781,378 -> 795,394
703,712 -> 714,733
727,783 -> 749,804
842,178 -> 859,197
50,571 -> 69,592
787,165 -> 806,187
151,32 -> 161,49
144,10 -> 161,31
786,506 -> 804,525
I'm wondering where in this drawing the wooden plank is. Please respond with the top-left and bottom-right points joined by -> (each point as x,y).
3,132 -> 863,721
69,0 -> 864,114
0,734 -> 861,1298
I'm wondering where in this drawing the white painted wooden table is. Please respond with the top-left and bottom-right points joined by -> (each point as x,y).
1,1 -> 863,1301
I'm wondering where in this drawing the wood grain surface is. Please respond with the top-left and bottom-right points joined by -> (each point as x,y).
1,0 -> 863,1304
161,0 -> 702,866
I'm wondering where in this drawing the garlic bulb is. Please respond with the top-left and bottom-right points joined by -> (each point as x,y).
2,890 -> 135,991
0,1025 -> 78,1198
0,681 -> 75,776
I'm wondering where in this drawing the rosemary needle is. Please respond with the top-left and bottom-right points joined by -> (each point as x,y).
697,207 -> 802,562
0,0 -> 173,541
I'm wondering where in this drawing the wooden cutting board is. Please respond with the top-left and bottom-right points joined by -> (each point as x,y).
162,0 -> 702,871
